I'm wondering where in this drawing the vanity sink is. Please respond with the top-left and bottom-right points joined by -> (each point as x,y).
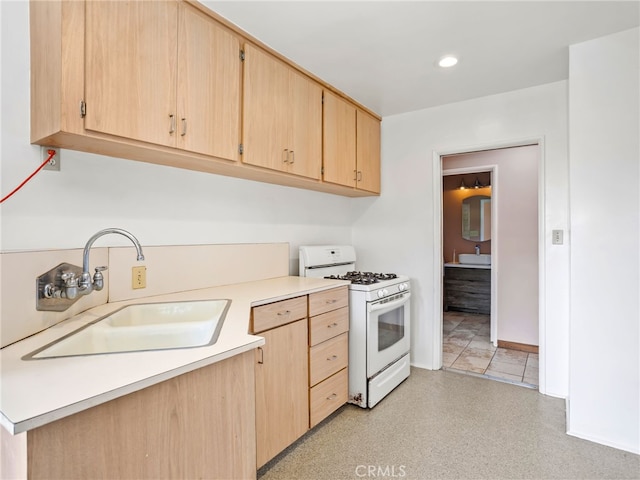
24,299 -> 230,359
458,254 -> 491,265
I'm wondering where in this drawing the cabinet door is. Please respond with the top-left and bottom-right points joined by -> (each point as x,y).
255,318 -> 309,468
85,1 -> 178,147
289,70 -> 322,179
356,110 -> 381,193
242,44 -> 289,172
323,90 -> 357,187
177,4 -> 240,160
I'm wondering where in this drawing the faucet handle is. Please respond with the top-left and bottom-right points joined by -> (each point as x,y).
93,266 -> 108,291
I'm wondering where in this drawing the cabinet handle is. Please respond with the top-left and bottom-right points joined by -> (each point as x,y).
357,171 -> 363,182
327,322 -> 338,328
325,299 -> 337,304
289,150 -> 295,164
353,169 -> 357,181
327,393 -> 337,400
257,346 -> 264,364
282,149 -> 289,164
277,310 -> 291,316
327,354 -> 338,361
169,114 -> 176,134
180,118 -> 187,136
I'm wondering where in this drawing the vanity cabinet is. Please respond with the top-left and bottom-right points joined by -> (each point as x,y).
251,296 -> 309,468
6,351 -> 256,479
242,44 -> 322,179
84,1 -> 241,160
444,267 -> 491,315
308,286 -> 349,427
323,91 -> 381,194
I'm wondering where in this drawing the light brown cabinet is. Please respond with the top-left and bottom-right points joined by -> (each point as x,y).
251,296 -> 309,468
84,1 -> 241,160
242,43 -> 322,179
308,286 -> 349,427
323,91 -> 381,194
30,0 -> 380,197
2,351 -> 257,479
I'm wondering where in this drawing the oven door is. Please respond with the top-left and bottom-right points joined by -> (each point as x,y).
366,292 -> 411,377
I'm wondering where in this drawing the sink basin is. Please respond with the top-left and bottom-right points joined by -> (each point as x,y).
24,300 -> 230,359
458,254 -> 491,265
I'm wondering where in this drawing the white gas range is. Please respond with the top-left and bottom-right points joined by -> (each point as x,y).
299,245 -> 411,408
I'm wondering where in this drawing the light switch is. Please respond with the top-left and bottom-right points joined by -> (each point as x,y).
552,229 -> 563,245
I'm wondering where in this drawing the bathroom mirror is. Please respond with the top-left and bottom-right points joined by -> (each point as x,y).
462,195 -> 491,241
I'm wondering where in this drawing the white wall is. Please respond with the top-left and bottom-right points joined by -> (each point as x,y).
0,1 -> 353,272
352,81 -> 570,398
568,27 -> 639,454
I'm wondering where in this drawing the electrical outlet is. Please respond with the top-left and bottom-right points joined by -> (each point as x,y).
42,147 -> 61,171
552,229 -> 563,245
132,266 -> 147,289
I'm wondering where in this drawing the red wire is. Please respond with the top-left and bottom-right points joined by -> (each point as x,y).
1,150 -> 56,204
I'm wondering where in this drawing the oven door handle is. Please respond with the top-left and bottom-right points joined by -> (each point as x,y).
369,292 -> 411,313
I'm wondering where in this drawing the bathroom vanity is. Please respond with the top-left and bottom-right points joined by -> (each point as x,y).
443,264 -> 491,315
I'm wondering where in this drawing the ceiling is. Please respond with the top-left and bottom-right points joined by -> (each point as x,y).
203,1 -> 639,117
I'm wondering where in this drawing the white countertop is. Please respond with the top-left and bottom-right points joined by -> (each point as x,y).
0,276 -> 349,434
444,262 -> 491,270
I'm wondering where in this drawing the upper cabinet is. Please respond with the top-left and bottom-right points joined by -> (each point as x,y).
84,1 -> 240,160
30,0 -> 379,197
323,91 -> 381,194
242,44 -> 322,180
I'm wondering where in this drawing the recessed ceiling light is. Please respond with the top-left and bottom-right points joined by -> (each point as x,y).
438,56 -> 458,68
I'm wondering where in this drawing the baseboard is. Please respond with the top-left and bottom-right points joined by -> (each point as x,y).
497,340 -> 539,354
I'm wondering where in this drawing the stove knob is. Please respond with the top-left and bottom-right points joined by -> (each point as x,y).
398,283 -> 406,291
383,289 -> 389,296
377,290 -> 385,298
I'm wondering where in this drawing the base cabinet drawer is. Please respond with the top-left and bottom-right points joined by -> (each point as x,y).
309,332 -> 348,387
309,306 -> 349,346
310,368 -> 348,427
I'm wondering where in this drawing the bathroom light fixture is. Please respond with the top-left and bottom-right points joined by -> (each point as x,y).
458,179 -> 467,190
473,177 -> 483,189
438,56 -> 458,68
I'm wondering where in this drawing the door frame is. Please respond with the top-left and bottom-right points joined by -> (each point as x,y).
431,137 -> 546,392
442,164 -> 499,346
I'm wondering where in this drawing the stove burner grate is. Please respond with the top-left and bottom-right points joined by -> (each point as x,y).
324,271 -> 398,285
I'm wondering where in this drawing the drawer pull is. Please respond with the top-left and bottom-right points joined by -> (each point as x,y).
325,299 -> 338,304
327,322 -> 338,328
327,393 -> 337,400
277,310 -> 291,316
327,355 -> 338,361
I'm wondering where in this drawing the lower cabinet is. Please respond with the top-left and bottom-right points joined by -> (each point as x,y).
251,286 -> 349,467
308,287 -> 349,428
444,266 -> 491,314
251,296 -> 309,468
15,351 -> 257,479
253,318 -> 309,468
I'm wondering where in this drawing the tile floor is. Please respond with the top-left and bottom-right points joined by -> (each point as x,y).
443,311 -> 539,387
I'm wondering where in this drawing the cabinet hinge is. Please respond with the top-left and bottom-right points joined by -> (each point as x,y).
80,100 -> 86,118
240,49 -> 245,62
239,144 -> 244,154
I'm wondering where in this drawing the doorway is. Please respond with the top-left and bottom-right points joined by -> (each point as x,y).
437,145 -> 540,387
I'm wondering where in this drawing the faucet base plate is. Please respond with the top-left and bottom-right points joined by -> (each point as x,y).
36,263 -> 84,312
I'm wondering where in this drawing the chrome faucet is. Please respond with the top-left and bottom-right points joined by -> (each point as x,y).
77,228 -> 145,295
37,228 -> 145,311
475,244 -> 481,255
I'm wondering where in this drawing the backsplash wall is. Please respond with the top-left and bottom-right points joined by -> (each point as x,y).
0,243 -> 289,348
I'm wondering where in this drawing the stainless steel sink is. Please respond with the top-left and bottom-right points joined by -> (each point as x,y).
24,300 -> 230,359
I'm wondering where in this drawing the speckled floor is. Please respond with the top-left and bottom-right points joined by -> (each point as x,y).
443,311 -> 539,387
258,368 -> 639,480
